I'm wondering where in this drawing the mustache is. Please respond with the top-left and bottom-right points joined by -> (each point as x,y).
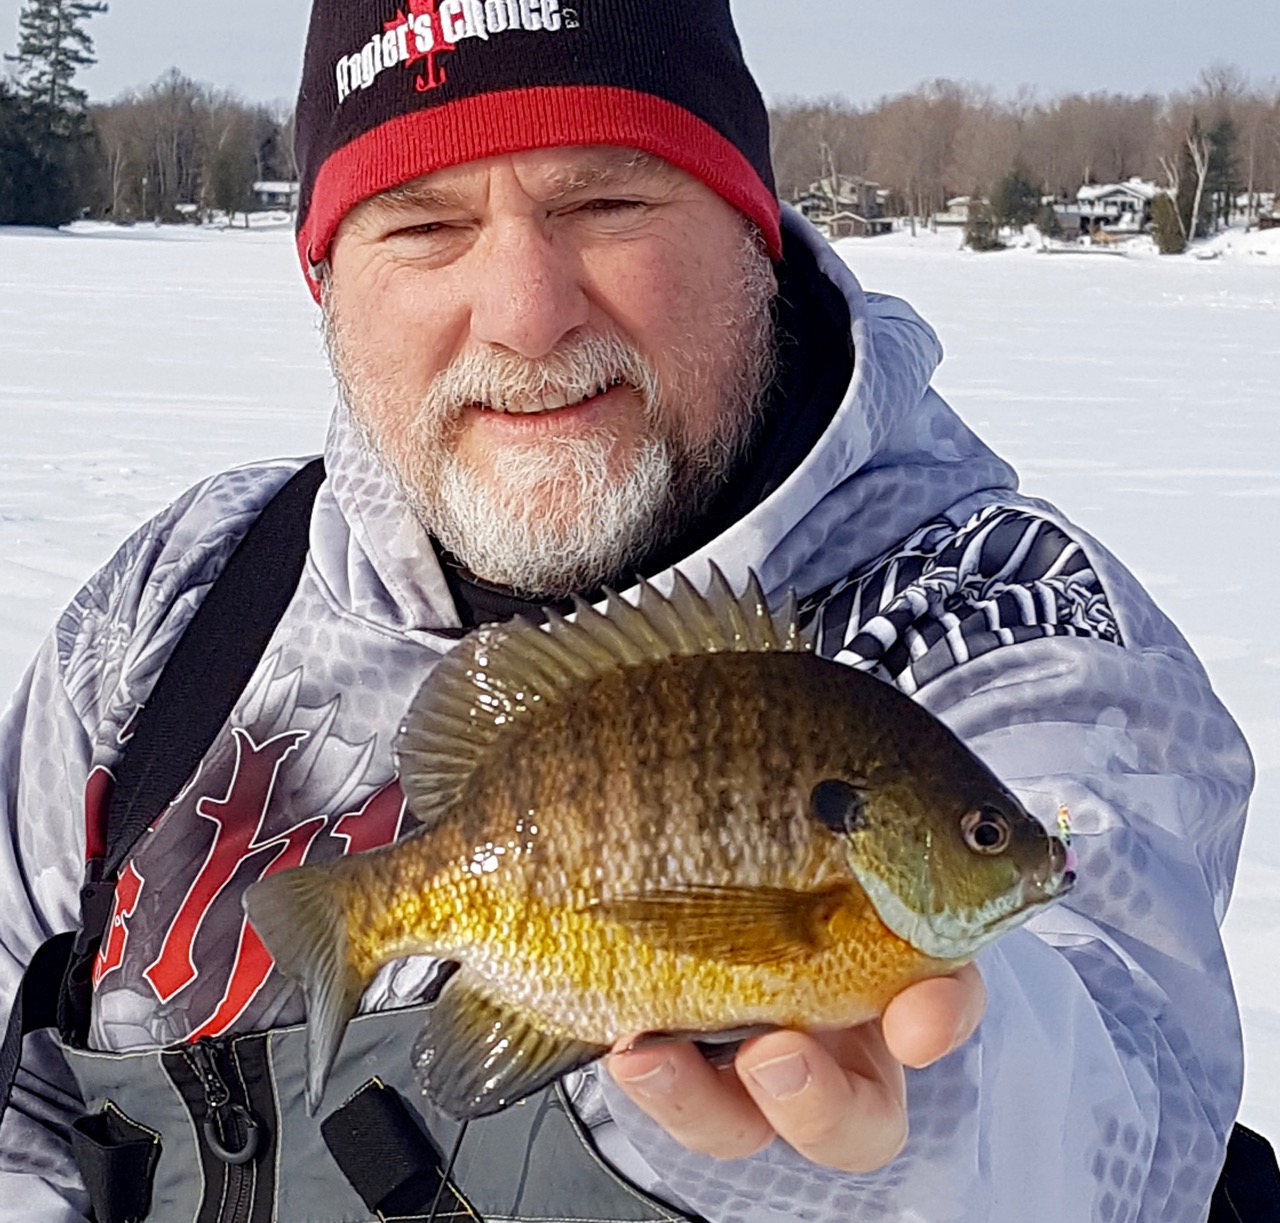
421,332 -> 661,418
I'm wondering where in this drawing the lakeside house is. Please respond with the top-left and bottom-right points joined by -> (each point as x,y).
933,196 -> 974,227
1055,178 -> 1162,235
792,174 -> 894,238
252,181 -> 301,211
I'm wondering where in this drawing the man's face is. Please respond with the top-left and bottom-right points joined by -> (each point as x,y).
324,146 -> 777,597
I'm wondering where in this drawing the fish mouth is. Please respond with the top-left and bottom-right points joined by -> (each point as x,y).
1022,840 -> 1077,906
851,843 -> 1077,963
938,848 -> 1077,955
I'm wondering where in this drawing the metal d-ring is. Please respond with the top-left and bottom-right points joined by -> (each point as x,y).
203,1102 -> 260,1165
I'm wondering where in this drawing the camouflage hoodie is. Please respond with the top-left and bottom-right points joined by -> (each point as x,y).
0,212 -> 1253,1222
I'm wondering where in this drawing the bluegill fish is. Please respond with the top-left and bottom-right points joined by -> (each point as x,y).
244,568 -> 1074,1119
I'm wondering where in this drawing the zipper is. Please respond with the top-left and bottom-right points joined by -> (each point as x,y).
187,1038 -> 260,1223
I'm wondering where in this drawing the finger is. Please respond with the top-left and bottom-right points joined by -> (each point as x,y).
735,1027 -> 908,1174
607,1038 -> 775,1161
882,964 -> 987,1069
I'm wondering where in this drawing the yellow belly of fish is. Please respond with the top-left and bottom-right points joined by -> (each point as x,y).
364,867 -> 958,1044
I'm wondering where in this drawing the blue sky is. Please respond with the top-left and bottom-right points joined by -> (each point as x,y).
1,0 -> 1276,106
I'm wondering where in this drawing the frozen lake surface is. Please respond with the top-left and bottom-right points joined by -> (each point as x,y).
1,219 -> 1278,1136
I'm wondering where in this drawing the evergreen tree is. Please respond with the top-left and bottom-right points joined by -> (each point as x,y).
6,0 -> 108,138
1151,193 -> 1187,254
0,82 -> 32,221
2,0 -> 106,224
964,199 -> 1005,252
1205,117 -> 1239,230
992,163 -> 1042,229
205,123 -> 258,223
1035,202 -> 1063,239
0,79 -> 82,225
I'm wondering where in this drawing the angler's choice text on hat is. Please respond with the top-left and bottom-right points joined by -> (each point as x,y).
336,0 -> 579,104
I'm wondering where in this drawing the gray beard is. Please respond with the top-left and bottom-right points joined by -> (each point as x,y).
326,230 -> 777,599
429,433 -> 680,596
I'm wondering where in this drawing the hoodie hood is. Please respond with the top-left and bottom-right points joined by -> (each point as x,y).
318,207 -> 1019,631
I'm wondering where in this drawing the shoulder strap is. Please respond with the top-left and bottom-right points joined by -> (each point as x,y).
0,458 -> 325,1126
105,457 -> 327,879
1210,1123 -> 1280,1222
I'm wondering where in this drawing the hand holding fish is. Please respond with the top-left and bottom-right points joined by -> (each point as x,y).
609,963 -> 986,1172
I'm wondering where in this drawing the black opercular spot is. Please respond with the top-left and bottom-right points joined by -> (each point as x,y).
810,780 -> 867,835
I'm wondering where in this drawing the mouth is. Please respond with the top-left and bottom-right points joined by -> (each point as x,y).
1029,839 -> 1078,902
471,377 -> 627,417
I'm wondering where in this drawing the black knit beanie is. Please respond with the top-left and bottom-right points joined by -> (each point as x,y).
294,0 -> 781,298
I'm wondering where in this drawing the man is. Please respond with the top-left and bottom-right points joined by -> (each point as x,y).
0,2 -> 1254,1221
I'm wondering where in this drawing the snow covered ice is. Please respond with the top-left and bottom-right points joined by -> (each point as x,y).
1,218 -> 1277,1138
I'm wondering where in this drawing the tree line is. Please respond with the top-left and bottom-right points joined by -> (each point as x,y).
92,71 -> 295,224
3,0 -> 1278,238
769,67 -> 1280,234
2,1 -> 295,226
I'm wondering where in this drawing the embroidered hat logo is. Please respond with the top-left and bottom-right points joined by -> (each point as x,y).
335,0 -> 580,104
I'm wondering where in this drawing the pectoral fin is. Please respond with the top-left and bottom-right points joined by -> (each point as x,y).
412,974 -> 607,1120
587,883 -> 851,965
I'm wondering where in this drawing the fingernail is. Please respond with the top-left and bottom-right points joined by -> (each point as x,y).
613,1056 -> 677,1098
748,1052 -> 810,1100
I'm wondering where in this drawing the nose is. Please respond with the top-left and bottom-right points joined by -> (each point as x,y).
469,222 -> 590,358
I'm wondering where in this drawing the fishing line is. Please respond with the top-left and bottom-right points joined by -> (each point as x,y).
428,1120 -> 470,1223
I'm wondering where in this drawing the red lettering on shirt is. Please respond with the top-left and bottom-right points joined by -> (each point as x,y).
185,782 -> 407,1039
331,780 -> 409,854
185,814 -> 328,1039
92,862 -> 144,988
142,728 -> 307,1003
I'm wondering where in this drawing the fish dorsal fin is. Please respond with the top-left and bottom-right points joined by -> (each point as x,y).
396,566 -> 811,830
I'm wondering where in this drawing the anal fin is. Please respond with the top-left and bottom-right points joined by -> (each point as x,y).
412,974 -> 606,1121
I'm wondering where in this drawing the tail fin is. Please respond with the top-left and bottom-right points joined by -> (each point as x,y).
243,866 -> 363,1114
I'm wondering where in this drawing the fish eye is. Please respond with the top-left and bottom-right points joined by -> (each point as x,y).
961,807 -> 1012,855
810,780 -> 867,835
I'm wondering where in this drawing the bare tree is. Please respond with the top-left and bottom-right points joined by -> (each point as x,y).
1185,121 -> 1213,240
89,72 -> 296,222
769,97 -> 866,202
199,93 -> 257,223
865,80 -> 968,231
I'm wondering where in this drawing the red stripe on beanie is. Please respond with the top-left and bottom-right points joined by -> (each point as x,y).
297,84 -> 782,300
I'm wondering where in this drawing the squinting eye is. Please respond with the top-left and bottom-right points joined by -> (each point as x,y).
810,780 -> 867,835
393,222 -> 447,238
579,198 -> 644,215
961,808 -> 1012,855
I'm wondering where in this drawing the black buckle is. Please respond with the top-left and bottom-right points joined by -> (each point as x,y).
71,1103 -> 162,1223
321,1079 -> 479,1220
74,860 -> 115,960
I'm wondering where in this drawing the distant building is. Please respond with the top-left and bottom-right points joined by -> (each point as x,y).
933,196 -> 974,228
1056,179 -> 1162,235
252,181 -> 300,211
792,175 -> 893,238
